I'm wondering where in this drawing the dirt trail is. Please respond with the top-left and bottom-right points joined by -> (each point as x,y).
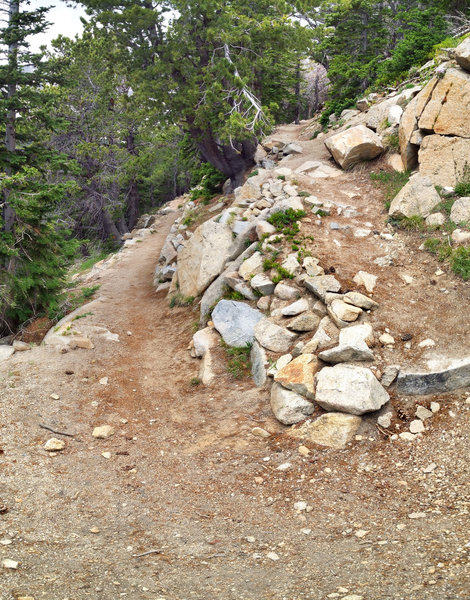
0,135 -> 469,600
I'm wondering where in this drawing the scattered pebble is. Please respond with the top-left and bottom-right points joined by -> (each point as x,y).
355,529 -> 369,538
89,527 -> 100,534
294,501 -> 307,512
50,393 -> 60,400
423,463 -> 437,473
418,338 -> 435,348
266,551 -> 280,561
408,512 -> 426,519
2,558 -> 18,569
92,425 -> 115,439
101,452 -> 112,459
416,406 -> 433,421
44,438 -> 66,452
379,332 -> 395,345
399,432 -> 416,441
245,536 -> 256,543
276,462 -> 291,472
298,445 -> 310,456
0,539 -> 12,545
430,402 -> 440,413
99,376 -> 109,385
251,427 -> 270,438
409,419 -> 425,434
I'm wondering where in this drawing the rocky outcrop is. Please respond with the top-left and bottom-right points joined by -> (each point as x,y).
399,66 -> 470,180
288,413 -> 362,449
325,125 -> 384,169
455,37 -> 470,72
450,197 -> 470,224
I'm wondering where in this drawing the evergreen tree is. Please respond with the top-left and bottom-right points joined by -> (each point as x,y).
0,0 -> 78,334
76,0 -> 312,187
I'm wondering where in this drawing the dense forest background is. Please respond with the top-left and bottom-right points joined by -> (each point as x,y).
0,0 -> 469,336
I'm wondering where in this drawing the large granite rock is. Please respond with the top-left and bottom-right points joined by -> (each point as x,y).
389,174 -> 441,218
254,318 -> 297,353
315,364 -> 390,415
177,219 -> 234,297
239,251 -> 264,280
288,413 -> 362,449
455,37 -> 470,72
450,197 -> 470,224
270,382 -> 315,425
318,342 -> 374,364
419,136 -> 470,188
212,300 -> 263,347
304,275 -> 341,301
274,354 -> 319,400
325,125 -> 384,169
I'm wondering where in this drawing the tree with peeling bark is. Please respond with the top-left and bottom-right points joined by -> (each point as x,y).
0,0 -> 78,334
77,0 -> 312,188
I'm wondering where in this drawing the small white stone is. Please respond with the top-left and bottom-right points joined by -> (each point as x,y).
266,551 -> 280,561
2,559 -> 18,569
416,406 -> 433,421
101,452 -> 112,459
44,438 -> 66,452
379,333 -> 395,345
245,536 -> 256,543
430,402 -> 440,413
50,393 -> 60,400
92,425 -> 115,439
423,463 -> 437,473
400,274 -> 413,285
276,462 -> 292,472
251,427 -> 270,438
399,432 -> 416,441
0,539 -> 12,545
355,529 -> 369,538
99,377 -> 109,385
408,512 -> 426,519
301,528 -> 312,535
298,445 -> 310,456
418,338 -> 435,348
409,419 -> 425,434
294,501 -> 307,512
127,331 -> 132,336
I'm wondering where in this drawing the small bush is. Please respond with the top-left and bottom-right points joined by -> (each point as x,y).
450,247 -> 470,280
169,293 -> 195,308
370,170 -> 411,206
455,167 -> 470,197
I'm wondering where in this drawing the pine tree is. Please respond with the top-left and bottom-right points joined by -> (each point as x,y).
0,0 -> 78,334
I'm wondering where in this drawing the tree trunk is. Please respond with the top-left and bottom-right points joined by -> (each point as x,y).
190,126 -> 257,189
125,129 -> 140,230
2,0 -> 19,237
294,61 -> 301,125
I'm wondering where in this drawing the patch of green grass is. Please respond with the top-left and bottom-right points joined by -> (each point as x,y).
298,191 -> 310,197
370,170 -> 411,206
424,237 -> 470,279
262,257 -> 294,280
169,293 -> 195,308
223,342 -> 252,379
181,210 -> 197,227
268,209 -> 306,240
74,251 -> 110,273
248,169 -> 259,178
190,377 -> 202,386
450,246 -> 470,280
277,175 -> 286,181
72,311 -> 94,321
389,215 -> 425,231
223,288 -> 245,301
383,132 -> 400,152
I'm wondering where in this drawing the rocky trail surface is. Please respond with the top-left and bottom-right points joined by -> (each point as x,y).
1,130 -> 470,600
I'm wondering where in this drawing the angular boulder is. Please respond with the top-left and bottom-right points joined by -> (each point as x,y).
388,174 -> 441,218
288,413 -> 362,449
325,125 -> 384,169
304,275 -> 341,301
239,251 -> 264,281
193,327 -> 220,358
315,364 -> 390,415
177,220 -> 234,297
250,273 -> 275,296
270,382 -> 315,425
212,300 -> 263,347
254,318 -> 297,353
250,341 -> 268,387
287,312 -> 321,332
274,354 -> 319,400
318,343 -> 374,364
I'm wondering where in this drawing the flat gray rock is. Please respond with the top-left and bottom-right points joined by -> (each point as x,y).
212,300 -> 263,347
250,273 -> 275,296
396,356 -> 470,395
318,343 -> 374,364
315,364 -> 389,415
270,382 -> 315,425
254,318 -> 297,353
304,275 -> 341,301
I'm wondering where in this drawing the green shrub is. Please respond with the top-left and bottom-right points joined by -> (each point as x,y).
451,247 -> 470,281
189,162 -> 225,202
223,342 -> 252,379
169,293 -> 195,308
